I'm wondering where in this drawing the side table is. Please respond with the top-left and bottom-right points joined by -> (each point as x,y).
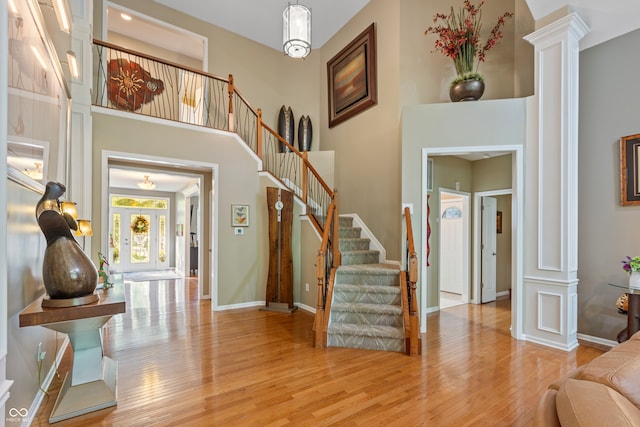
610,283 -> 640,343
19,285 -> 126,423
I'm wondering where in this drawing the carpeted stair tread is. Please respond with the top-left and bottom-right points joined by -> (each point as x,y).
341,250 -> 380,265
331,302 -> 403,315
328,323 -> 404,339
337,263 -> 400,275
339,237 -> 371,251
334,283 -> 400,294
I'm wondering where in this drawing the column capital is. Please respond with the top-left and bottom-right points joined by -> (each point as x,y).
524,12 -> 589,48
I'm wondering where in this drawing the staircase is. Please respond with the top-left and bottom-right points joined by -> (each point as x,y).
327,216 -> 405,353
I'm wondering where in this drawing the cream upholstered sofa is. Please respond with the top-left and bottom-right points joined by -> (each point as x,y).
534,331 -> 640,426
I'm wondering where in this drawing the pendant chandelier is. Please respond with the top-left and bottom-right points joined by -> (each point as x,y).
283,2 -> 311,59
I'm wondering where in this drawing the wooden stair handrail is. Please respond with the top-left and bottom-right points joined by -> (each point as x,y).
258,118 -> 333,195
403,206 -> 420,355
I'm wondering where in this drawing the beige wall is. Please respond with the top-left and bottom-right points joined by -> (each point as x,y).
93,113 -> 268,305
472,155 -> 513,295
399,0 -> 520,105
320,0 -> 402,260
319,0 -> 528,261
578,28 -> 640,340
402,99 -> 525,310
107,31 -> 203,70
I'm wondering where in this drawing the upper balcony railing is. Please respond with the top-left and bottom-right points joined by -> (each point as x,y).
92,40 -> 336,237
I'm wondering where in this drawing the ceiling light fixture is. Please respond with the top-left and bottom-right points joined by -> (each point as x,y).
283,2 -> 311,59
120,13 -> 132,21
137,175 -> 156,190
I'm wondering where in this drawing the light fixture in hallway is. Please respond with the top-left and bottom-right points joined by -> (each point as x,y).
137,175 -> 156,190
283,2 -> 311,58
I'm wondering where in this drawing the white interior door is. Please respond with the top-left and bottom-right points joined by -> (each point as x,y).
440,197 -> 464,294
481,197 -> 497,303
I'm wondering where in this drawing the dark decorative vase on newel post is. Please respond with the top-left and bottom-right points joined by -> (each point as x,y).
424,0 -> 513,102
36,181 -> 98,307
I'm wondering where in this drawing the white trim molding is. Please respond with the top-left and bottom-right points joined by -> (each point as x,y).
523,13 -> 588,351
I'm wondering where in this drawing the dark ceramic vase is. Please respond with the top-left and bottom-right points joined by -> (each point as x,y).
449,79 -> 485,102
277,105 -> 294,153
298,115 -> 312,152
36,182 -> 97,299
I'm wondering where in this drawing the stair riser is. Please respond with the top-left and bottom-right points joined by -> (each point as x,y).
339,217 -> 354,227
339,227 -> 361,238
333,290 -> 401,305
335,273 -> 399,287
327,334 -> 405,353
339,239 -> 370,251
330,311 -> 403,327
342,251 -> 380,265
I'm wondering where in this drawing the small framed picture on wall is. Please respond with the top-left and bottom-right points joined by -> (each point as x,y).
231,204 -> 249,227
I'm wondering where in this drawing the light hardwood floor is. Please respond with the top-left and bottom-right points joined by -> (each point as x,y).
32,278 -> 604,426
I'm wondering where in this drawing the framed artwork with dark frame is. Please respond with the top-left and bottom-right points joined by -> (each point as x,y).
327,23 -> 377,128
496,211 -> 503,234
620,134 -> 640,206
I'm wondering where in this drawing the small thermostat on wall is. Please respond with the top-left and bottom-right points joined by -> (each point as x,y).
235,227 -> 244,236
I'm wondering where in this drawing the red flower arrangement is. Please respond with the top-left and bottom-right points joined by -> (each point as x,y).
424,0 -> 513,86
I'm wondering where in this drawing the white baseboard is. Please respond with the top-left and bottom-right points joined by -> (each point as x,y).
296,303 -> 315,314
215,301 -> 264,311
577,333 -> 616,349
215,301 -> 316,313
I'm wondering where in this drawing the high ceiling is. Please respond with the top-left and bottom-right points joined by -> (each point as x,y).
148,0 -> 640,52
151,0 -> 370,52
112,1 -> 640,191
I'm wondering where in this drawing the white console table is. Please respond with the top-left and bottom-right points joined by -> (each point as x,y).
19,285 -> 126,423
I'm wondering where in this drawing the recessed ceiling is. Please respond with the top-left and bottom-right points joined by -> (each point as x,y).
107,5 -> 206,61
109,167 -> 200,193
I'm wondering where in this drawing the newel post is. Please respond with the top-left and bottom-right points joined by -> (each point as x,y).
228,74 -> 234,132
332,190 -> 341,266
257,109 -> 263,160
301,151 -> 308,206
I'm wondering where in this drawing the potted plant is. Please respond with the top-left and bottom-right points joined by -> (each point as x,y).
424,0 -> 513,102
622,256 -> 640,291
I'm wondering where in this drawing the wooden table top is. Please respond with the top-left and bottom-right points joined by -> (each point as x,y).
19,285 -> 126,328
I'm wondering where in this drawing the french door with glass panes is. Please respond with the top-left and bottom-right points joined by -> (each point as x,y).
109,196 -> 170,273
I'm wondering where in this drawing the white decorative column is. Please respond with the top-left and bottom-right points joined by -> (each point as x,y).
523,14 -> 589,350
68,0 -> 94,255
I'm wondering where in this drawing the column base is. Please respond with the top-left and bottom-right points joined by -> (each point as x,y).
524,277 -> 579,351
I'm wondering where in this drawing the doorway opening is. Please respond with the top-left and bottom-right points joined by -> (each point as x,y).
102,151 -> 216,302
422,146 -> 523,340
